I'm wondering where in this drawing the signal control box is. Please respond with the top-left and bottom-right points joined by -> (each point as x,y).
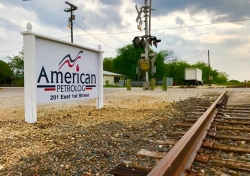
139,59 -> 150,71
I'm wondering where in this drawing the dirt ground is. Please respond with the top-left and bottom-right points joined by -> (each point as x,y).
226,88 -> 250,105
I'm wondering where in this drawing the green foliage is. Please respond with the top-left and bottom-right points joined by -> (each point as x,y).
215,72 -> 228,83
165,60 -> 190,84
0,60 -> 13,84
103,84 -> 115,87
7,50 -> 24,76
228,79 -> 240,85
112,44 -> 144,79
12,77 -> 24,87
192,61 -> 209,83
103,43 -> 231,84
164,60 -> 229,85
152,50 -> 168,80
103,57 -> 114,72
105,80 -> 109,85
192,62 -> 228,84
111,45 -> 172,80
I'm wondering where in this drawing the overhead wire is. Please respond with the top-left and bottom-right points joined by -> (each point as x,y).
0,17 -> 25,29
2,0 -> 250,54
183,52 -> 207,61
80,17 -> 124,45
73,27 -> 83,45
152,0 -> 250,8
0,48 -> 23,54
3,16 -> 250,53
153,18 -> 250,31
74,23 -> 116,50
78,0 -> 250,22
62,18 -> 250,37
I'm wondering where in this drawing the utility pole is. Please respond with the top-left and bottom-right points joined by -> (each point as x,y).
64,1 -> 78,43
149,0 -> 152,36
208,50 -> 211,87
144,0 -> 149,83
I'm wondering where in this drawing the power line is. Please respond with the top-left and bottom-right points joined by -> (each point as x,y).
62,18 -> 250,37
73,27 -> 83,45
152,0 -> 250,8
0,17 -> 25,29
183,52 -> 207,61
78,0 -> 250,23
202,1 -> 250,11
81,17 -> 123,46
0,48 -> 23,54
154,18 -> 250,31
74,23 -> 116,50
2,16 -> 250,55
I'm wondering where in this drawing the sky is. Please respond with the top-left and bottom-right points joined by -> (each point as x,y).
0,0 -> 250,81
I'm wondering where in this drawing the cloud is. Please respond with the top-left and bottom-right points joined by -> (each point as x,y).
0,0 -> 250,81
175,16 -> 185,26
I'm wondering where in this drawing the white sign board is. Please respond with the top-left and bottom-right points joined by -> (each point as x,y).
21,22 -> 103,123
36,38 -> 98,103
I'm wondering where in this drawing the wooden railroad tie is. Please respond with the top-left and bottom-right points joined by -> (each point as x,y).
109,163 -> 151,176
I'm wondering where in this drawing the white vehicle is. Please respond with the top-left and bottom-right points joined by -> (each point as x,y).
185,68 -> 203,86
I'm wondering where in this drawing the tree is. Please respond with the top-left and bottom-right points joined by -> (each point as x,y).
165,60 -> 191,84
215,72 -> 228,83
153,50 -> 173,80
112,44 -> 144,79
0,60 -> 13,84
7,50 -> 24,76
112,44 -> 174,80
228,79 -> 240,85
103,57 -> 114,72
192,61 -> 210,83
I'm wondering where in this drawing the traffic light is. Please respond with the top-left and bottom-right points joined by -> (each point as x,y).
140,38 -> 145,49
149,37 -> 156,46
132,37 -> 141,48
153,39 -> 161,48
132,37 -> 146,49
133,36 -> 161,48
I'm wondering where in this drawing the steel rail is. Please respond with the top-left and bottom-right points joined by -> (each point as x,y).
148,90 -> 228,176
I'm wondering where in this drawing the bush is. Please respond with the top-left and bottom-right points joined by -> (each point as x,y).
104,84 -> 115,87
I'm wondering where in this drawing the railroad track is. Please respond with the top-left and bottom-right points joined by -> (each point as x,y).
110,90 -> 250,176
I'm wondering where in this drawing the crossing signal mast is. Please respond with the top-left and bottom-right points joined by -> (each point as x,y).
64,1 -> 78,43
133,0 -> 161,90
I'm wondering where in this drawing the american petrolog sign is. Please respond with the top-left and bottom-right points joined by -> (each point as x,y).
22,24 -> 103,123
35,37 -> 99,103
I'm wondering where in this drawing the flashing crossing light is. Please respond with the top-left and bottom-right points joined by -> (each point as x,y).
148,36 -> 161,48
149,37 -> 156,46
153,39 -> 161,48
132,37 -> 141,48
140,38 -> 145,49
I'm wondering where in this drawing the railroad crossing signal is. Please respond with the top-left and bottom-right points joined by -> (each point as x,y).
133,1 -> 161,86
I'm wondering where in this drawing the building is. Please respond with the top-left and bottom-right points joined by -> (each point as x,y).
103,71 -> 125,86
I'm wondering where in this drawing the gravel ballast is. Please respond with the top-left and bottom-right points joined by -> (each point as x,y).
0,87 -> 226,175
